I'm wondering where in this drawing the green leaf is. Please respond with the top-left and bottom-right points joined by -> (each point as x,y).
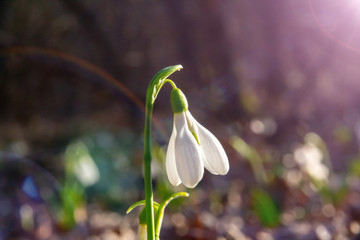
229,136 -> 268,184
126,200 -> 160,214
139,204 -> 160,225
251,188 -> 280,228
127,200 -> 161,225
155,192 -> 189,238
349,156 -> 360,176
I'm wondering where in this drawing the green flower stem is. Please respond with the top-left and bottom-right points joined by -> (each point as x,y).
143,65 -> 183,240
144,105 -> 155,240
163,79 -> 177,89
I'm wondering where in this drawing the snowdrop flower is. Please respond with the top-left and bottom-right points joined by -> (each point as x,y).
294,142 -> 329,182
166,88 -> 229,188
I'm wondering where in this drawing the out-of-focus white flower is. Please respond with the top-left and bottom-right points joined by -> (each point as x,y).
166,88 -> 229,188
294,143 -> 329,182
66,141 -> 100,187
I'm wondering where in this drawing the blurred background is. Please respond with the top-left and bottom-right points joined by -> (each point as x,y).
1,0 -> 360,239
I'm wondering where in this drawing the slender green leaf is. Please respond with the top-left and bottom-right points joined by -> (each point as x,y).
230,136 -> 268,184
155,192 -> 189,239
251,188 -> 280,228
139,204 -> 160,225
127,200 -> 160,214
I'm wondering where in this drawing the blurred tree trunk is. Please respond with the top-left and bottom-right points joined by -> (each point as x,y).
61,0 -> 124,79
165,1 -> 231,85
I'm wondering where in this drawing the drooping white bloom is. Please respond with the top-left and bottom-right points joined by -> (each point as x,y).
166,88 -> 229,188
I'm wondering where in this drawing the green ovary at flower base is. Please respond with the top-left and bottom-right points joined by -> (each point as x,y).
128,65 -> 229,240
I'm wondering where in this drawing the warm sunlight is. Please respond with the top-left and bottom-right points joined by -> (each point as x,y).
310,0 -> 360,51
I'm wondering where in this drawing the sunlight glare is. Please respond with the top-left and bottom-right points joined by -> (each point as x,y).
310,0 -> 360,51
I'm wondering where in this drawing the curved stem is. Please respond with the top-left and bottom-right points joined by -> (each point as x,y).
143,65 -> 183,240
163,79 -> 177,89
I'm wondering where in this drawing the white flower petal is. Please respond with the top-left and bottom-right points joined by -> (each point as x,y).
166,120 -> 181,186
188,112 -> 229,175
174,112 -> 204,188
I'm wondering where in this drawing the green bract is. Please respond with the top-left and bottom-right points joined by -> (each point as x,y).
170,88 -> 188,113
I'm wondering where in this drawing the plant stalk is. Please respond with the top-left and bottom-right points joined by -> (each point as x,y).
144,103 -> 155,240
142,65 -> 182,240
